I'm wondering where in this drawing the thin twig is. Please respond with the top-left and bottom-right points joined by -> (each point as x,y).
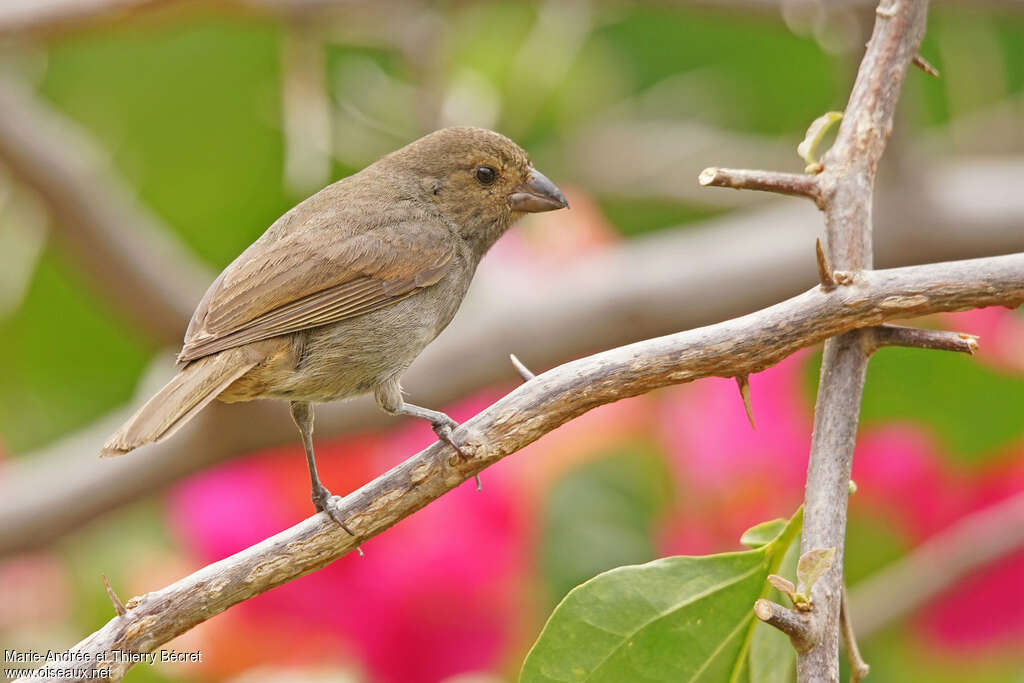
698,167 -> 824,208
840,587 -> 870,682
866,324 -> 977,354
754,599 -> 815,652
11,253 -> 1024,682
497,353 -> 538,491
101,573 -> 127,618
509,353 -> 537,381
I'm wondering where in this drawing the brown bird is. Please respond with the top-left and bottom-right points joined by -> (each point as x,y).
101,127 -> 567,528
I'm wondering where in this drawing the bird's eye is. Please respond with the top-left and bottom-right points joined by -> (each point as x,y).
475,166 -> 498,186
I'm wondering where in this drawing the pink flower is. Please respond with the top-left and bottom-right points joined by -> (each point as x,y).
851,426 -> 958,541
910,456 -> 1024,650
655,352 -> 813,556
169,394 -> 529,683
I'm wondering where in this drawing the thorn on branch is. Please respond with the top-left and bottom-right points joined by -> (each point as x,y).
698,167 -> 824,208
912,54 -> 939,77
734,375 -> 755,429
754,599 -> 815,652
867,325 -> 978,355
510,353 -> 536,381
101,573 -> 127,617
816,238 -> 836,290
841,586 -> 870,682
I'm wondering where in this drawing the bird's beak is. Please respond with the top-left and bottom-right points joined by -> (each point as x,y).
508,167 -> 569,212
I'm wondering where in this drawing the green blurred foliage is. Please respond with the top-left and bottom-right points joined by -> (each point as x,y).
862,346 -> 1024,462
0,249 -> 150,452
593,7 -> 840,134
803,337 -> 1024,463
597,198 -> 724,238
539,447 -> 673,606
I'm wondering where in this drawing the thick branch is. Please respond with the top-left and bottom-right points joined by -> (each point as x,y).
13,252 -> 1024,682
3,188 -> 1024,557
796,1 -> 929,680
850,489 -> 1024,639
0,75 -> 210,346
698,167 -> 824,208
696,5 -> 931,676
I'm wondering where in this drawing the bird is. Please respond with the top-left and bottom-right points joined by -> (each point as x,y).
101,126 -> 568,530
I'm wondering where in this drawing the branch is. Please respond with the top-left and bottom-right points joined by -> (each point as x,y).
281,16 -> 331,195
754,599 -> 815,651
509,353 -> 537,381
866,324 -> 978,354
0,74 -> 211,346
850,489 -> 1024,639
698,167 -> 824,208
698,1 -> 932,679
5,182 -> 1024,557
12,252 -> 1024,682
840,587 -> 870,682
0,0 -> 358,38
0,0 -> 169,37
3,0 -> 1020,40
797,1 -> 929,680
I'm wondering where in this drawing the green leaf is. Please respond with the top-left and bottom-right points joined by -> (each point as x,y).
520,508 -> 802,683
796,110 -> 843,172
739,518 -> 788,549
796,547 -> 836,594
748,536 -> 801,683
540,449 -> 674,605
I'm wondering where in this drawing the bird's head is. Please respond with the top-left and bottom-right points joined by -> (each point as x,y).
381,127 -> 568,252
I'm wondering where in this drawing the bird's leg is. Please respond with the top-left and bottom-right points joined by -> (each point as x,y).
374,381 -> 471,460
398,403 -> 472,460
289,401 -> 356,535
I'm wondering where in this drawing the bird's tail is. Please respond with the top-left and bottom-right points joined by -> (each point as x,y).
100,346 -> 262,457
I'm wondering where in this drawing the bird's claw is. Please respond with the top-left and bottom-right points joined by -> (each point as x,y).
312,486 -> 355,536
432,419 -> 471,460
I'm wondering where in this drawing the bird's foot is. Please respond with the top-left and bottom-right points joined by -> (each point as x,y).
311,485 -> 355,536
431,415 -> 471,461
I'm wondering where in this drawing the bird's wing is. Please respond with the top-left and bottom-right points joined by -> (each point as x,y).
177,220 -> 455,363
